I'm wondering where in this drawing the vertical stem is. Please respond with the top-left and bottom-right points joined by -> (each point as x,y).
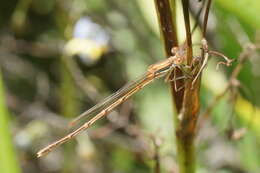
154,0 -> 178,54
181,0 -> 193,65
153,0 -> 183,112
59,56 -> 79,173
202,0 -> 212,37
56,1 -> 80,172
175,1 -> 200,173
154,0 -> 198,173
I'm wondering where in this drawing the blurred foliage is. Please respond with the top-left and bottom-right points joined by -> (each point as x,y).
0,0 -> 259,173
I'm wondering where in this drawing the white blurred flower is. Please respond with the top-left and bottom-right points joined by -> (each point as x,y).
64,17 -> 110,65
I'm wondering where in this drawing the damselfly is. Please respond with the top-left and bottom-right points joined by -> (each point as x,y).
37,46 -> 188,157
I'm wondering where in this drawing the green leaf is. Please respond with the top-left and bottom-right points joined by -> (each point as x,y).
0,70 -> 21,173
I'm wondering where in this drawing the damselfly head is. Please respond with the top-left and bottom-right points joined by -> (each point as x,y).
171,47 -> 179,55
171,46 -> 186,64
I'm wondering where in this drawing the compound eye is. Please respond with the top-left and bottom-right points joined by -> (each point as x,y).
171,47 -> 179,55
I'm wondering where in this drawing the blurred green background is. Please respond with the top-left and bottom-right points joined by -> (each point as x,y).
0,0 -> 259,172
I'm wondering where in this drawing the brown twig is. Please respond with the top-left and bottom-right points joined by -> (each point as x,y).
199,43 -> 258,127
181,0 -> 193,65
202,0 -> 212,38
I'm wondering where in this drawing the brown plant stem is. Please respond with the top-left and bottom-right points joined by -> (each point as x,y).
202,0 -> 212,37
172,1 -> 200,173
153,0 -> 184,112
154,1 -> 202,173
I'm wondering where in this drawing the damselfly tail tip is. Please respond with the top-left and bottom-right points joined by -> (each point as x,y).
37,150 -> 45,158
37,146 -> 52,158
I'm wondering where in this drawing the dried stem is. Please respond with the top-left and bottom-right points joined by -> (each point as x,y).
200,43 -> 258,125
202,0 -> 212,37
181,0 -> 193,65
173,1 -> 198,173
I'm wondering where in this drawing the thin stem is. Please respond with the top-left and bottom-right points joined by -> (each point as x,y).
202,0 -> 212,37
181,0 -> 193,65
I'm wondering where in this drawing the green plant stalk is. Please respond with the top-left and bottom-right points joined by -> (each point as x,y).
175,76 -> 198,173
59,56 -> 79,173
55,2 -> 80,171
0,70 -> 21,173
